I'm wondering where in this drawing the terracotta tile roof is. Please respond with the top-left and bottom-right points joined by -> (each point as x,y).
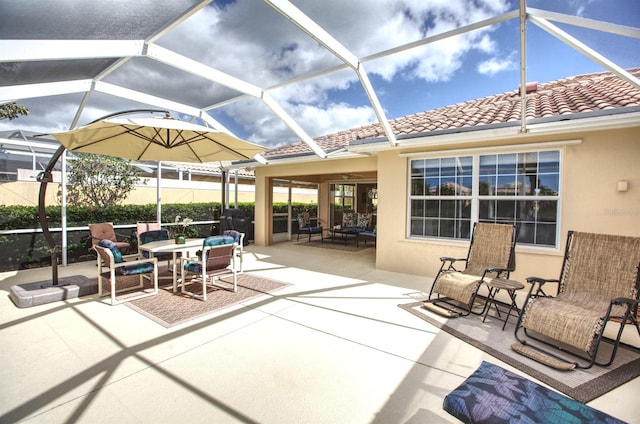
264,68 -> 640,158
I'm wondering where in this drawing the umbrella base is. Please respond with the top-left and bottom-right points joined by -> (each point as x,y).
10,276 -> 97,308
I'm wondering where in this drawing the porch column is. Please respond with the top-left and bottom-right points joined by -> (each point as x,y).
253,170 -> 271,246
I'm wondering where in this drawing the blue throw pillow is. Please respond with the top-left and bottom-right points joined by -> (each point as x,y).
203,236 -> 235,247
139,229 -> 169,244
98,239 -> 123,263
222,230 -> 241,243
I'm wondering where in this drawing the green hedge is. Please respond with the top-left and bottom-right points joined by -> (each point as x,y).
0,202 -> 317,271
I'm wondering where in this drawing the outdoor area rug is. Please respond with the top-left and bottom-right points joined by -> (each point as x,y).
399,301 -> 640,403
100,271 -> 289,328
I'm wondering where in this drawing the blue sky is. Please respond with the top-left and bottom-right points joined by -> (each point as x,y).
1,0 -> 638,148
204,0 -> 639,145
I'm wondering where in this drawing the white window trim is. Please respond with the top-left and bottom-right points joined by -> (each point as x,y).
399,139 -> 581,158
406,144 -> 567,249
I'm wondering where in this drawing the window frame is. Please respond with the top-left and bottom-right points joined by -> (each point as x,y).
407,147 -> 564,249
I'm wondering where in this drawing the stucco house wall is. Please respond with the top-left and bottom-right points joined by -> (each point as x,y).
254,126 -> 639,284
374,127 -> 639,284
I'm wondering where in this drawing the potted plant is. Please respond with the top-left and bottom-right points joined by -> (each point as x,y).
173,216 -> 193,244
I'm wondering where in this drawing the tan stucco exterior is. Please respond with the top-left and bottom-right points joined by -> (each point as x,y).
254,126 -> 640,282
0,180 -> 317,207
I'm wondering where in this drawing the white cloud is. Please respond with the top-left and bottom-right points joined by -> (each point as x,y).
477,54 -> 517,76
2,0 -> 514,148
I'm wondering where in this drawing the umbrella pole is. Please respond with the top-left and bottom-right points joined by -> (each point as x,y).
221,171 -> 227,211
37,145 -> 66,285
38,109 -> 170,286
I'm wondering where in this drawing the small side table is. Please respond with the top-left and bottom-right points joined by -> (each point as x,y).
330,228 -> 358,245
482,278 -> 525,330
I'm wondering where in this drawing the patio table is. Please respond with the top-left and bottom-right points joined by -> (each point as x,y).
139,238 -> 204,292
330,228 -> 359,245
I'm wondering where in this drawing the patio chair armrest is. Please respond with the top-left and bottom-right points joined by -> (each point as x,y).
114,230 -> 132,242
526,276 -> 559,285
180,255 -> 200,264
440,256 -> 466,263
114,256 -> 158,268
439,257 -> 467,271
484,267 -> 510,276
611,297 -> 638,307
525,277 -> 560,297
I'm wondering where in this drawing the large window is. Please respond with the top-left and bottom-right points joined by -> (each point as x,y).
409,150 -> 561,247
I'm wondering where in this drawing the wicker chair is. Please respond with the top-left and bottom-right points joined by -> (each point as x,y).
423,222 -> 517,317
512,231 -> 640,370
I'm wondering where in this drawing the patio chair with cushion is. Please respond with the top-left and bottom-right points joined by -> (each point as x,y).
138,229 -> 173,269
297,212 -> 323,242
89,222 -> 131,253
423,222 -> 517,317
223,229 -> 245,272
180,235 -> 238,301
512,231 -> 640,370
135,221 -> 161,245
94,239 -> 158,305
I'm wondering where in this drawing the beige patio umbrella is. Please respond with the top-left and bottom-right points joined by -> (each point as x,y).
52,116 -> 266,162
39,112 -> 266,286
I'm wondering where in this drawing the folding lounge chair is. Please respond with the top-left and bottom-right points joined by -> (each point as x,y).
423,222 -> 517,317
512,231 -> 640,370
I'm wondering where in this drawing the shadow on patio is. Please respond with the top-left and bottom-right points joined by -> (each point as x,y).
0,241 -> 637,423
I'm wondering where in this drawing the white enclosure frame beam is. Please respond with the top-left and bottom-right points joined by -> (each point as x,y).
529,16 -> 640,89
0,40 -> 144,62
146,44 -> 263,98
146,43 -> 326,156
209,10 -> 519,113
0,80 -> 93,103
262,94 -> 327,158
265,0 -> 398,146
527,8 -> 640,38
94,82 -> 204,117
519,0 -> 528,134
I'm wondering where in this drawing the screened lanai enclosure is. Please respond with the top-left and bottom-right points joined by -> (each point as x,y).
1,1 -> 638,148
1,0 -> 638,259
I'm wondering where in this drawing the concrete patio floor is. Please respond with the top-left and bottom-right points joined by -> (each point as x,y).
1,241 -> 638,423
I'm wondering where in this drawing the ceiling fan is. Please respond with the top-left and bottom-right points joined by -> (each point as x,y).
341,172 -> 364,180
